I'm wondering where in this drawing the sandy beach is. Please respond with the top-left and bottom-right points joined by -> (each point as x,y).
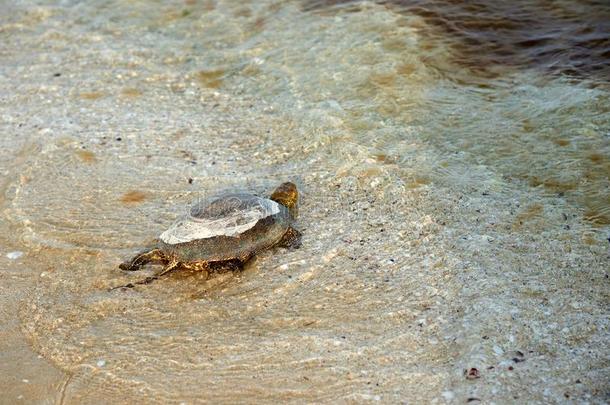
0,0 -> 608,403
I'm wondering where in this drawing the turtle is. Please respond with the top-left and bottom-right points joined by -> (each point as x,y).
111,182 -> 301,290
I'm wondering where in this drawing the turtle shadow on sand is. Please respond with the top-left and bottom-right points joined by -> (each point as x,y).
110,182 -> 301,291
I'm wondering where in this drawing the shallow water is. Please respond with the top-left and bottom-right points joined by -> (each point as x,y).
0,0 -> 608,403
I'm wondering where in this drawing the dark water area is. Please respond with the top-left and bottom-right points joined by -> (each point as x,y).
303,0 -> 610,84
303,0 -> 610,226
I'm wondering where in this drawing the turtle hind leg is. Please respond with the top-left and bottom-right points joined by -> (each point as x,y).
277,227 -> 302,249
208,258 -> 245,273
110,259 -> 182,291
119,248 -> 166,271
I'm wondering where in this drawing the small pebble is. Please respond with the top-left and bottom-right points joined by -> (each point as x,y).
6,251 -> 24,260
493,345 -> 504,355
465,368 -> 480,379
441,391 -> 455,400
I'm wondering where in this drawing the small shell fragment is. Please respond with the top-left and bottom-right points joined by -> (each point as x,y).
6,251 -> 24,260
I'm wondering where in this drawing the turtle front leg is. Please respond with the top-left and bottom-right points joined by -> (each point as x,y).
277,227 -> 302,249
119,248 -> 166,271
110,259 -> 182,291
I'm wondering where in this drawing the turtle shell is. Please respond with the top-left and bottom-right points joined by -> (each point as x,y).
158,193 -> 290,263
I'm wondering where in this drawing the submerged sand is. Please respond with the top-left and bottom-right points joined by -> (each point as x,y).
0,0 -> 608,403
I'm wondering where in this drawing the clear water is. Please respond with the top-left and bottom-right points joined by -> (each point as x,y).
0,0 -> 608,403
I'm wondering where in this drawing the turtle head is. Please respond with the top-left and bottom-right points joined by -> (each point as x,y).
270,182 -> 298,219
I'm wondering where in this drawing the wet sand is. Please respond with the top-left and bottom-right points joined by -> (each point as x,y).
0,0 -> 608,403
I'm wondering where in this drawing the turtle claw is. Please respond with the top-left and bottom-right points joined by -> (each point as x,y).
109,260 -> 181,291
108,282 -> 134,291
